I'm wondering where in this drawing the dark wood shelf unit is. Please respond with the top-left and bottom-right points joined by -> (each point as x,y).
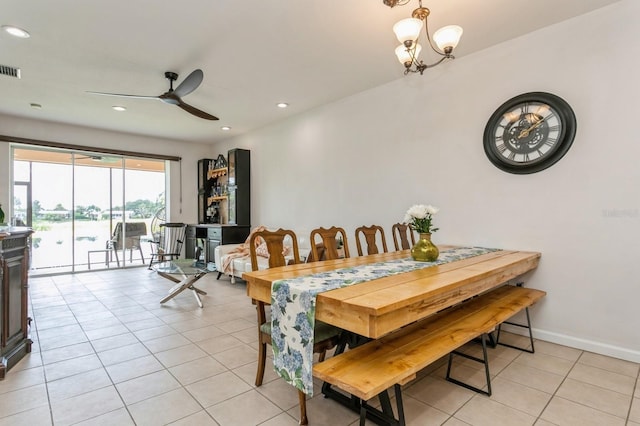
0,228 -> 33,379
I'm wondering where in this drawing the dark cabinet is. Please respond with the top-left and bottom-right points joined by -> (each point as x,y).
206,225 -> 250,257
227,148 -> 250,226
198,149 -> 250,226
198,158 -> 228,224
185,225 -> 250,264
1,228 -> 33,379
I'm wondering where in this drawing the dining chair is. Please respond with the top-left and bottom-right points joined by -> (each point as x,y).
305,243 -> 325,263
309,226 -> 351,261
249,228 -> 341,425
392,222 -> 416,251
354,225 -> 389,256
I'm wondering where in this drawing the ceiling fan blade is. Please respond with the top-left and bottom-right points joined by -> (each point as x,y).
173,69 -> 203,98
86,91 -> 160,100
177,99 -> 219,120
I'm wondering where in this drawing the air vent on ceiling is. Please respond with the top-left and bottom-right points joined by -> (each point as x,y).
0,65 -> 21,78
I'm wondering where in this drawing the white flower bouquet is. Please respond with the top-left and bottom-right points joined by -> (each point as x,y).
404,204 -> 439,234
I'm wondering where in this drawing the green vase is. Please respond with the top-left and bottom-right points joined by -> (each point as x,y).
0,204 -> 5,224
411,233 -> 439,262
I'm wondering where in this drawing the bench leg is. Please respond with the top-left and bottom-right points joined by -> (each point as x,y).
359,384 -> 405,426
446,333 -> 492,396
496,307 -> 535,353
322,333 -> 404,425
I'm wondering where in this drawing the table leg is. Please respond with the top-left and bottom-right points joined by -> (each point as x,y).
159,273 -> 206,307
192,288 -> 203,308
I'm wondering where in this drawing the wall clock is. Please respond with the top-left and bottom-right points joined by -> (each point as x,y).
483,92 -> 577,174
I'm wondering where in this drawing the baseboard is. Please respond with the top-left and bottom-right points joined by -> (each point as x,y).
501,324 -> 640,363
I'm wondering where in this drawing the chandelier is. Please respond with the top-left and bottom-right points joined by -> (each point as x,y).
384,0 -> 463,75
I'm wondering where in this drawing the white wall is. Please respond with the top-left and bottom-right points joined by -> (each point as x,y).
215,1 -> 640,361
0,116 -> 211,224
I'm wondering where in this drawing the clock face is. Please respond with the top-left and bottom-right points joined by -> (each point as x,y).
483,92 -> 577,174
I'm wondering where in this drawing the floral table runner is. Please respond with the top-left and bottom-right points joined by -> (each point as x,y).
270,246 -> 500,395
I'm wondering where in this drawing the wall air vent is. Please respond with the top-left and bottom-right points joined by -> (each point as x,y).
0,65 -> 21,78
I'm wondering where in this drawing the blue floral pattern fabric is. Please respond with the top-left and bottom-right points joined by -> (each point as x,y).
270,246 -> 500,395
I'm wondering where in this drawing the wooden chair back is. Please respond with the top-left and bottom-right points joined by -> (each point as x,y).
392,222 -> 416,251
249,228 -> 301,271
309,226 -> 350,261
355,225 -> 388,256
305,243 -> 325,263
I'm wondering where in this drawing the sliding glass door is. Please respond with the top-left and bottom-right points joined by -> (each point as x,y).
12,146 -> 166,275
74,155 -> 124,272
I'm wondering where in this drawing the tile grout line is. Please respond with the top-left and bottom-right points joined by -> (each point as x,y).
625,363 -> 640,424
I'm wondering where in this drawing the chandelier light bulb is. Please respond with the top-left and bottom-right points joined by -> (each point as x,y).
393,17 -> 423,44
433,25 -> 463,52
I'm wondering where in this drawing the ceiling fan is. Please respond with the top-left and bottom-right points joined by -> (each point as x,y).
75,154 -> 120,163
87,69 -> 219,120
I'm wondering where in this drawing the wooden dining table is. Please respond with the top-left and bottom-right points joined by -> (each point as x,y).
243,245 -> 541,339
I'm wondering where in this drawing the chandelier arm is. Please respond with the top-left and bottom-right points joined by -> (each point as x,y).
407,45 -> 421,69
404,43 -> 451,74
406,56 -> 449,75
421,55 -> 449,69
383,0 -> 412,7
422,18 -> 446,57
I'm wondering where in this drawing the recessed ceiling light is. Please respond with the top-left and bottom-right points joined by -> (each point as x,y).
276,102 -> 289,108
2,25 -> 30,38
112,106 -> 126,112
221,126 -> 231,131
30,103 -> 42,109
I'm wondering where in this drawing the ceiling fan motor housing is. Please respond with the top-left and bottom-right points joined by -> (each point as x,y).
164,71 -> 178,82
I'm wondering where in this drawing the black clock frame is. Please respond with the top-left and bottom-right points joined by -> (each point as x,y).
483,92 -> 577,174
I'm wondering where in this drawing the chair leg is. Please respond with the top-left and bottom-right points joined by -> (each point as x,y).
298,390 -> 308,425
255,341 -> 267,386
112,248 -> 120,267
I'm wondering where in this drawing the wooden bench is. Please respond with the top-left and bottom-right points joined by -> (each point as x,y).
313,285 -> 546,426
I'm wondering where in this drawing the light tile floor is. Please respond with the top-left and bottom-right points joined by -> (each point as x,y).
1,267 -> 639,425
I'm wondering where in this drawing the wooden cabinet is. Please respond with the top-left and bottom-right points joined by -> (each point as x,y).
0,228 -> 33,379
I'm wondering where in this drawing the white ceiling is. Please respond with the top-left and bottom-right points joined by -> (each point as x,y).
1,0 -> 620,144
